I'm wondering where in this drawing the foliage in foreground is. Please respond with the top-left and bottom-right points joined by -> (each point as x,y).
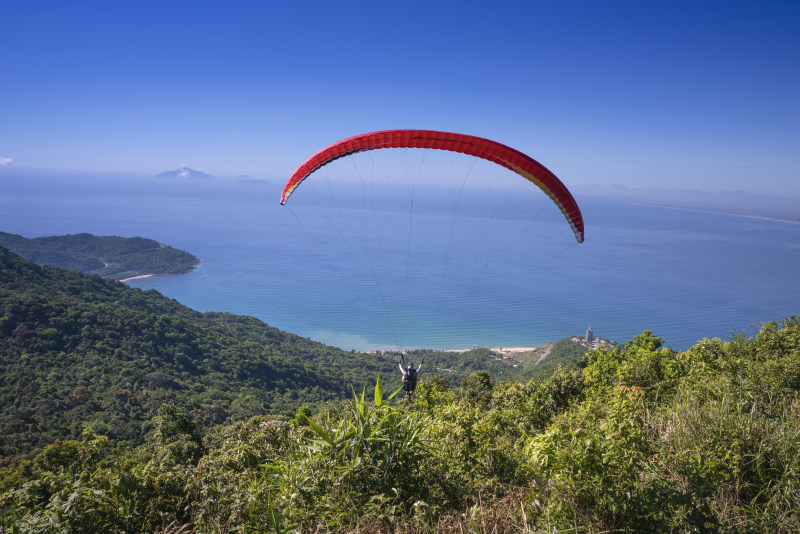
2,316 -> 799,532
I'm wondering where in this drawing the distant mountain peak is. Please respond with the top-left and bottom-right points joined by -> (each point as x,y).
157,166 -> 213,179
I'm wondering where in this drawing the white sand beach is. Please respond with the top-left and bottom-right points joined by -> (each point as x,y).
491,347 -> 537,357
118,273 -> 156,283
442,347 -> 537,356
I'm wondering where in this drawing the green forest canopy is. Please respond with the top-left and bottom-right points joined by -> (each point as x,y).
0,231 -> 200,279
2,311 -> 798,530
0,246 -> 555,466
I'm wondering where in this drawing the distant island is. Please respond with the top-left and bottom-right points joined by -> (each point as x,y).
0,232 -> 200,280
157,165 -> 213,179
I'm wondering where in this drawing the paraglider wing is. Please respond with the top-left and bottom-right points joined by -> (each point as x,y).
280,130 -> 584,243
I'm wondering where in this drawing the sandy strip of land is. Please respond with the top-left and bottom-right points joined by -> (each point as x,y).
118,273 -> 156,283
443,347 -> 537,356
491,347 -> 537,357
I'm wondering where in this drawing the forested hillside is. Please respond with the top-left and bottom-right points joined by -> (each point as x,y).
2,313 -> 798,532
0,247 -> 522,466
0,246 -> 373,465
0,232 -> 200,279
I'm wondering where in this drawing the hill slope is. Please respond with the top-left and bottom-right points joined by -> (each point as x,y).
513,336 -> 618,379
2,298 -> 798,532
0,247 -> 544,465
0,246 -> 387,464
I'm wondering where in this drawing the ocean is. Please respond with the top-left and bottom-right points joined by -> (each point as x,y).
2,166 -> 799,351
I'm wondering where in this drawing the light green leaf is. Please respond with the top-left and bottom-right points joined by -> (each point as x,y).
375,376 -> 383,407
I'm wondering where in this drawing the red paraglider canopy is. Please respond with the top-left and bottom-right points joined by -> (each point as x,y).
281,129 -> 584,243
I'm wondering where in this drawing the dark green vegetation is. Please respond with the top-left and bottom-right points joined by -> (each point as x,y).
0,247 -> 522,467
402,337 -> 603,384
516,336 -> 618,380
2,246 -> 799,532
0,231 -> 200,279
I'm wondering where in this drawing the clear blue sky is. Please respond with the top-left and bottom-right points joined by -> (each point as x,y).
1,0 -> 798,195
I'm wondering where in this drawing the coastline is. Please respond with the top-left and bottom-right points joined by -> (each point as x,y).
491,347 -> 537,357
118,273 -> 156,283
371,346 -> 539,356
443,347 -> 537,356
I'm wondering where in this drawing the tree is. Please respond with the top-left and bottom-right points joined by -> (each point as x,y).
152,403 -> 202,466
461,371 -> 493,409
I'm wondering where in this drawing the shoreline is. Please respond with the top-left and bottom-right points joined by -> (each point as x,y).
490,347 -> 537,357
370,346 -> 539,356
118,273 -> 156,283
437,346 -> 538,356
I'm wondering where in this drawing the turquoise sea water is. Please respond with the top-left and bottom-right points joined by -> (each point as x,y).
2,169 -> 799,351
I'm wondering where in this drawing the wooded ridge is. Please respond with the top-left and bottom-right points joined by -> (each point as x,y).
0,232 -> 200,280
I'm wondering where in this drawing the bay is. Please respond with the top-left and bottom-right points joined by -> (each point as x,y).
1,169 -> 798,351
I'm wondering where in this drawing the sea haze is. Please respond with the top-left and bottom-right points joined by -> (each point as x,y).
1,166 -> 798,351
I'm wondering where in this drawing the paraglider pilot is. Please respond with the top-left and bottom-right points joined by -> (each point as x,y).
399,354 -> 423,397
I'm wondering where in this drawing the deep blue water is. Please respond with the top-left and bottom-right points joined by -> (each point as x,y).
2,168 -> 798,351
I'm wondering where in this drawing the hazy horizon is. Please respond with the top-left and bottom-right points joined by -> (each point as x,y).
3,164 -> 799,211
2,1 -> 798,197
